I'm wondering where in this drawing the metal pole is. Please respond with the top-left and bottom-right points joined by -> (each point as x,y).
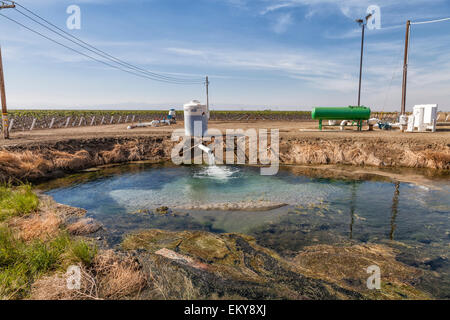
0,46 -> 9,139
357,24 -> 365,107
206,76 -> 209,112
401,20 -> 411,115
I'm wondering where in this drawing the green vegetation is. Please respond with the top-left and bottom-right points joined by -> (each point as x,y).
0,184 -> 97,299
0,227 -> 96,299
8,109 -> 169,120
7,109 -> 314,118
0,184 -> 39,222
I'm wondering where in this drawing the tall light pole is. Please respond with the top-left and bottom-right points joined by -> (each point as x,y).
400,20 -> 411,116
356,13 -> 372,107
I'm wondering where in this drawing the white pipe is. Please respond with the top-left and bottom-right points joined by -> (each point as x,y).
340,120 -> 348,131
198,143 -> 212,154
127,122 -> 154,130
127,119 -> 172,130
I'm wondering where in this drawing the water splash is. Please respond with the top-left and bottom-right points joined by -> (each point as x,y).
207,151 -> 215,166
194,165 -> 240,181
193,146 -> 239,180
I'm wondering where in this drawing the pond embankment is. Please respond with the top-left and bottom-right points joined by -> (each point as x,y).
0,133 -> 449,182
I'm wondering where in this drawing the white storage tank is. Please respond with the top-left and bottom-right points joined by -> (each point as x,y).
184,100 -> 208,137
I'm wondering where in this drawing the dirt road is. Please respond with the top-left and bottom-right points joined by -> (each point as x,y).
1,120 -> 449,147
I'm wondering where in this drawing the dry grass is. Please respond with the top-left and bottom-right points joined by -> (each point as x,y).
9,212 -> 62,242
100,142 -> 144,164
143,255 -> 200,300
51,150 -> 94,171
67,218 -> 102,236
93,250 -> 147,300
0,151 -> 51,181
30,250 -> 148,300
30,264 -> 99,300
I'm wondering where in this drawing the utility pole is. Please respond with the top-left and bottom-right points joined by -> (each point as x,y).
0,46 -> 9,139
356,13 -> 372,107
401,20 -> 411,115
0,2 -> 16,139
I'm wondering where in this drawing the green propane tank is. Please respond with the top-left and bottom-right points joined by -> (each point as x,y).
311,106 -> 371,131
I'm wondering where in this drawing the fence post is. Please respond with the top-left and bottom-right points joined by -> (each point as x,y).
110,116 -> 114,124
65,117 -> 71,128
90,116 -> 95,126
49,118 -> 55,129
78,117 -> 84,126
8,118 -> 13,133
101,116 -> 105,125
132,115 -> 135,122
30,118 -> 36,131
125,115 -> 129,123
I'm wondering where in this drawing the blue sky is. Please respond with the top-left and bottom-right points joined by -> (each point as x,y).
0,0 -> 449,111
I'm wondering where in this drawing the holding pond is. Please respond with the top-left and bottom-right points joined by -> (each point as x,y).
39,163 -> 450,298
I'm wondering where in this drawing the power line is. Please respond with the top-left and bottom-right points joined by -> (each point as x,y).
411,17 -> 450,25
11,7 -> 204,84
1,0 -> 205,84
12,1 -> 204,83
0,12 -> 204,84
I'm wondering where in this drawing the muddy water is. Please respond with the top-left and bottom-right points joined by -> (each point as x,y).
39,162 -> 450,297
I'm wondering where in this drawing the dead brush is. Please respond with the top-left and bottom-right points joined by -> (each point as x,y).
93,250 -> 147,299
144,255 -> 200,300
30,264 -> 99,300
67,218 -> 102,236
0,150 -> 51,181
100,145 -> 127,163
51,150 -> 92,171
9,212 -> 62,242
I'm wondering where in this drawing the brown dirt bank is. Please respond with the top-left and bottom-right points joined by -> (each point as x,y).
0,121 -> 449,182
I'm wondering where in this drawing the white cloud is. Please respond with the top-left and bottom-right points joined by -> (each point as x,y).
272,13 -> 293,33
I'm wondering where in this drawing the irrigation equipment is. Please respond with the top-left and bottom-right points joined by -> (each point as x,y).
311,106 -> 371,131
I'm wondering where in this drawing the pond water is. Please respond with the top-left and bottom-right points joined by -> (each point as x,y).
40,162 -> 450,296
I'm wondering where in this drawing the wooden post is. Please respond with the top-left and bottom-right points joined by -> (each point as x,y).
30,118 -> 36,131
0,46 -> 9,139
8,118 -> 14,133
